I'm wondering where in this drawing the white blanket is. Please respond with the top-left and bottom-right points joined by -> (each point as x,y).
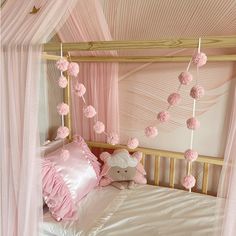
41,185 -> 223,236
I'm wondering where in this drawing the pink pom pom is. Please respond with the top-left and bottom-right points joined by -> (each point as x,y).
68,62 -> 80,77
83,105 -> 96,118
190,85 -> 205,100
107,132 -> 119,145
57,103 -> 69,116
93,121 -> 105,134
178,71 -> 193,85
145,126 -> 158,138
157,111 -> 170,123
182,175 -> 196,189
127,137 -> 139,149
56,58 -> 69,72
57,126 -> 69,139
186,117 -> 200,130
74,82 -> 86,97
61,149 -> 70,161
58,75 -> 68,88
167,93 -> 181,106
192,52 -> 207,67
184,149 -> 198,162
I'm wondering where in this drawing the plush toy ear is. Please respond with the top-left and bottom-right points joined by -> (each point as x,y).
132,151 -> 142,162
100,152 -> 111,162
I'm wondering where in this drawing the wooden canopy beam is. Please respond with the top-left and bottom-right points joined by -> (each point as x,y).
70,55 -> 236,62
42,53 -> 236,62
43,35 -> 236,52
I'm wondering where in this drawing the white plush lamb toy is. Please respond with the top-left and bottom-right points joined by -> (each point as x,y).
99,149 -> 147,190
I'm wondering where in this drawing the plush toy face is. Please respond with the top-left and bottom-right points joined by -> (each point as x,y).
99,149 -> 147,187
108,166 -> 136,181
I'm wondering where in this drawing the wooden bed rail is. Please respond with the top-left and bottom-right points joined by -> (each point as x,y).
43,53 -> 236,62
87,141 -> 224,196
43,35 -> 236,52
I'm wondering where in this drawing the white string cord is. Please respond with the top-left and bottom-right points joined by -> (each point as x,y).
60,43 -> 63,78
190,99 -> 196,150
188,37 -> 201,192
60,43 -> 65,128
186,58 -> 192,72
198,37 -> 201,53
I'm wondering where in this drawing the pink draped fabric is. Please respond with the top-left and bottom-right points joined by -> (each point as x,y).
1,1 -> 78,235
217,82 -> 236,235
1,44 -> 42,236
58,0 -> 119,142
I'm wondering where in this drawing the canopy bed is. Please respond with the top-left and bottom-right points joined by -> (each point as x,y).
39,35 -> 233,236
2,1 -> 236,235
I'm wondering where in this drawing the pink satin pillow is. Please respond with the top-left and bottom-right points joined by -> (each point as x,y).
42,136 -> 100,221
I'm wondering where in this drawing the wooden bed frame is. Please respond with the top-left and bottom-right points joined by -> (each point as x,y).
86,141 -> 223,196
43,35 -> 236,62
45,36 -> 228,197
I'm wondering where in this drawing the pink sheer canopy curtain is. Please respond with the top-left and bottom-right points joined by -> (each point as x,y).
217,81 -> 236,235
58,0 -> 119,142
1,1 -> 78,235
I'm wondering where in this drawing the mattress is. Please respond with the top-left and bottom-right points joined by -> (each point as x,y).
40,184 -> 223,236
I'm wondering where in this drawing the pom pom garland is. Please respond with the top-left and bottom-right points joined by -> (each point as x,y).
57,103 -> 69,116
182,175 -> 196,189
67,62 -> 80,77
61,149 -> 70,161
186,117 -> 200,130
55,42 -> 208,179
58,75 -> 68,88
57,126 -> 70,139
184,149 -> 198,162
167,93 -> 181,106
182,43 -> 206,190
93,121 -> 105,134
190,85 -> 205,100
74,83 -> 86,97
83,105 -> 97,118
55,59 -> 122,148
157,111 -> 170,123
55,54 -> 151,151
145,126 -> 158,138
127,137 -> 139,149
56,58 -> 69,72
192,52 -> 207,67
107,132 -> 119,145
178,71 -> 193,85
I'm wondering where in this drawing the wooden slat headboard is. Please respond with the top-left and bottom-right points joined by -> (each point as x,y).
87,141 -> 224,196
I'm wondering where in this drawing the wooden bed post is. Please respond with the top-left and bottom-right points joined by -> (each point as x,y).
154,156 -> 160,186
202,163 -> 209,194
169,158 -> 176,188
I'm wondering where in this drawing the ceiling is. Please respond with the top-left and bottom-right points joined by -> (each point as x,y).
99,0 -> 236,56
101,0 -> 236,40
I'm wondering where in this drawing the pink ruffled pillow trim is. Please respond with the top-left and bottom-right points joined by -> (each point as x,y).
85,151 -> 100,180
73,135 -> 101,179
42,159 -> 77,221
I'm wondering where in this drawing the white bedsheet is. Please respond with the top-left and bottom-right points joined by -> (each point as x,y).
40,185 -> 223,236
